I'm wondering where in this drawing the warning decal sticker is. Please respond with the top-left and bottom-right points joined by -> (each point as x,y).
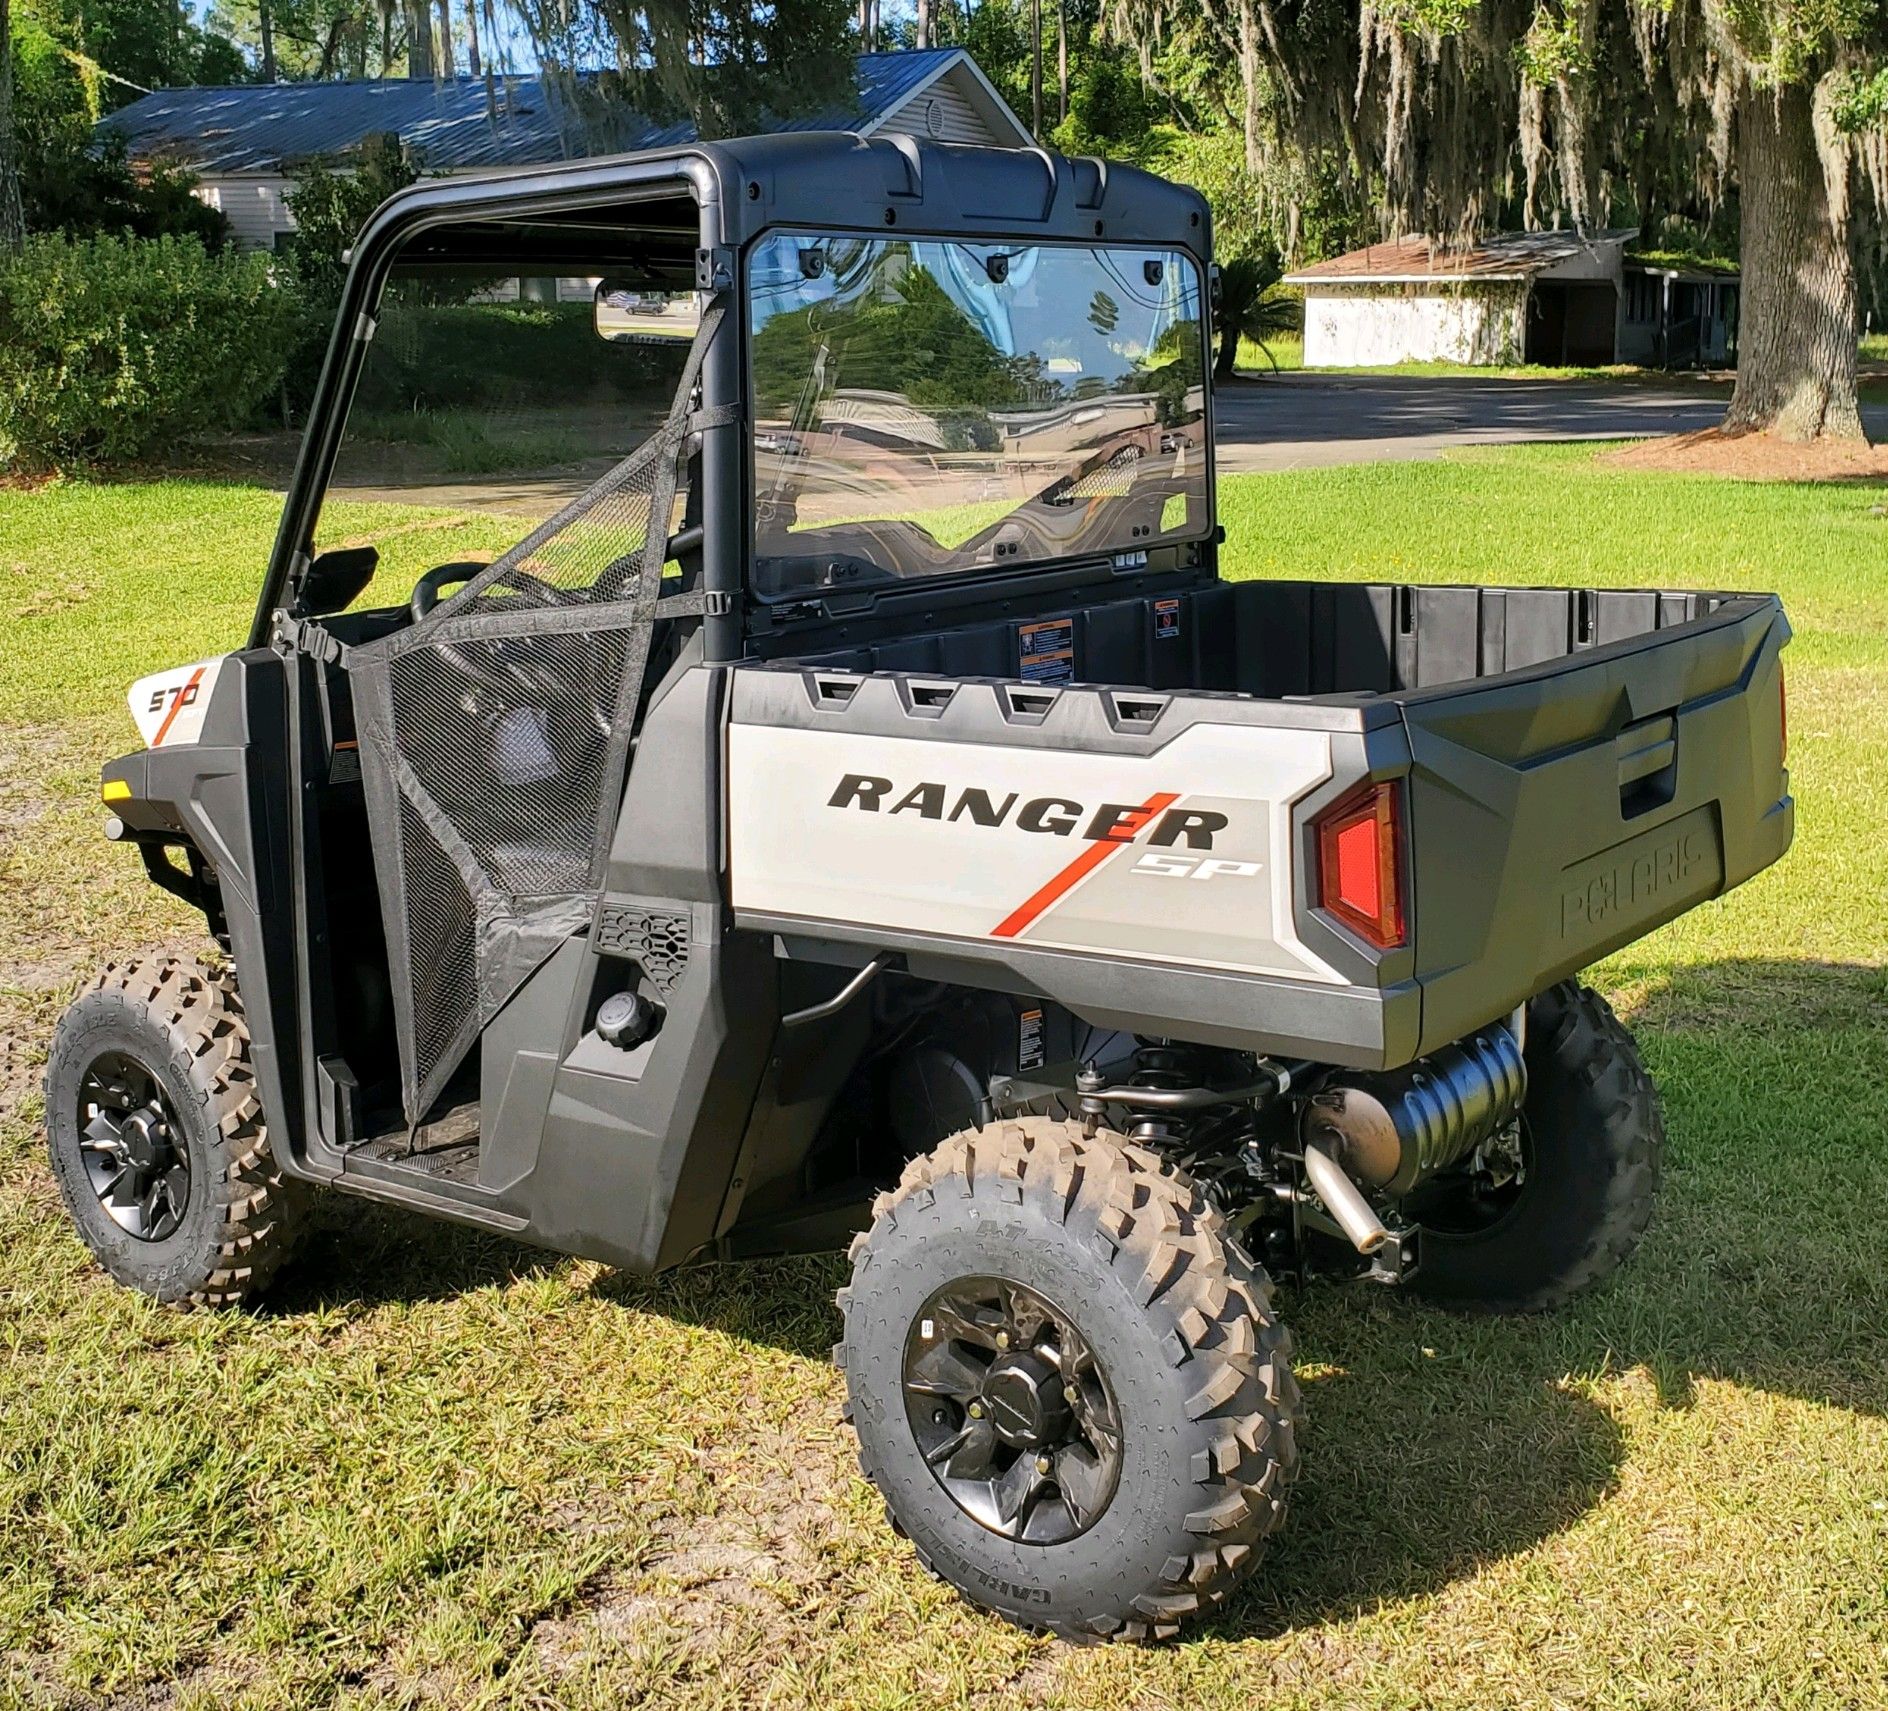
1018,617 -> 1075,685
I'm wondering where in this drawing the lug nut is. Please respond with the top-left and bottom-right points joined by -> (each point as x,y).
995,1331 -> 1009,1349
1063,1385 -> 1079,1403
967,1401 -> 984,1419
1036,1455 -> 1053,1474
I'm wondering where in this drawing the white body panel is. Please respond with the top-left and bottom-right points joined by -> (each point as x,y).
727,720 -> 1346,983
128,657 -> 225,748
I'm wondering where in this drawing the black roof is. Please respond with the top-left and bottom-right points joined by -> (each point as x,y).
360,131 -> 1214,272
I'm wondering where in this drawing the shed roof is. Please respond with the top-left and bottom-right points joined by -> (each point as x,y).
1284,228 -> 1639,286
99,49 -> 1026,176
1625,250 -> 1740,283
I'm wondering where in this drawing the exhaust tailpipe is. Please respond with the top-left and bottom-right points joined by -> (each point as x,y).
1301,1138 -> 1391,1254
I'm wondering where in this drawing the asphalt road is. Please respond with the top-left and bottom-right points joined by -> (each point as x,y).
1211,371 -> 1888,472
331,374 -> 1884,516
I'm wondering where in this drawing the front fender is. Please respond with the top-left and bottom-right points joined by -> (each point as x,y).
97,650 -> 309,1174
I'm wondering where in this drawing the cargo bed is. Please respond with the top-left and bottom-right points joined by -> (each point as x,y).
724,578 -> 1791,1070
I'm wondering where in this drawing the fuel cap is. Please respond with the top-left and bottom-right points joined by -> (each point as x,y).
596,991 -> 656,1049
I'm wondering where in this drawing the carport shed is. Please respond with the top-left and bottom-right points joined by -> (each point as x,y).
1285,230 -> 1640,368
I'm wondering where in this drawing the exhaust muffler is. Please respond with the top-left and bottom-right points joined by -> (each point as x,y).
1299,1023 -> 1528,1252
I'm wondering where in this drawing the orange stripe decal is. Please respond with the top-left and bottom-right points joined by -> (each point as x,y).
150,667 -> 206,747
991,792 -> 1179,940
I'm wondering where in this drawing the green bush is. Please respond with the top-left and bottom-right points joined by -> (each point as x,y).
10,11 -> 234,250
280,136 -> 421,411
0,232 -> 294,470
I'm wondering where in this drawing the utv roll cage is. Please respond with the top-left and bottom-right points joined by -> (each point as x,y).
254,134 -> 1219,661
208,132 -> 1227,1250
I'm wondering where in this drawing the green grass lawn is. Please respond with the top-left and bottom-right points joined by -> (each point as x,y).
3,449 -> 1886,1709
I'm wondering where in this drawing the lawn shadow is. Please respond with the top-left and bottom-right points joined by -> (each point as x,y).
260,1195 -> 560,1316
1208,1316 -> 1626,1641
590,1252 -> 846,1361
250,953 -> 1886,1640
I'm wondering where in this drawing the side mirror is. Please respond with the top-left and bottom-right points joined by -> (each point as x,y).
300,545 -> 379,616
594,279 -> 701,345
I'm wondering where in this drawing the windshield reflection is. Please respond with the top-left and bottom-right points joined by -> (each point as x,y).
747,234 -> 1209,595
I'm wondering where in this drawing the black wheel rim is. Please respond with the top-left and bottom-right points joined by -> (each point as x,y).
75,1051 -> 190,1242
902,1276 -> 1122,1546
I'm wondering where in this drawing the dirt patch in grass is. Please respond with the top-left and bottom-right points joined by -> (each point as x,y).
1608,425 -> 1888,481
525,1413 -> 863,1684
0,723 -> 80,833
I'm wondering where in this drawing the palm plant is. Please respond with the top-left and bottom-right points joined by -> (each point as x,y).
1214,249 -> 1298,380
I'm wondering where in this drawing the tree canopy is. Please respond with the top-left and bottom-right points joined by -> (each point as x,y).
5,0 -> 1888,438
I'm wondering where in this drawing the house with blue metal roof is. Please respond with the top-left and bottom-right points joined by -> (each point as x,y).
99,49 -> 1032,248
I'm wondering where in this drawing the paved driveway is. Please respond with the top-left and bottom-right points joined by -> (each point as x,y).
1211,372 -> 1888,472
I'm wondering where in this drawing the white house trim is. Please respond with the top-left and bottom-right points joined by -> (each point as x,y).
863,50 -> 1035,149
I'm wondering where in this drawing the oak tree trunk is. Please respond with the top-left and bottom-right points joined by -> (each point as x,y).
259,0 -> 278,81
405,0 -> 433,76
463,0 -> 480,76
317,14 -> 347,76
1726,80 -> 1865,442
434,0 -> 453,72
0,0 -> 23,256
1237,0 -> 1262,173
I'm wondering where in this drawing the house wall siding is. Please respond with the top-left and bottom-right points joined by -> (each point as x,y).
875,71 -> 1006,145
1302,282 -> 1528,367
194,174 -> 296,248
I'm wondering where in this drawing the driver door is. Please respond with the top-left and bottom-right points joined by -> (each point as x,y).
342,283 -> 718,1126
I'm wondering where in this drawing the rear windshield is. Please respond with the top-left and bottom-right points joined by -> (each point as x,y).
747,232 -> 1210,599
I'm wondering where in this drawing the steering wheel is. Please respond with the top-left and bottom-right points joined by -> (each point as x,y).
410,561 -> 609,624
404,560 -> 615,739
409,561 -> 488,622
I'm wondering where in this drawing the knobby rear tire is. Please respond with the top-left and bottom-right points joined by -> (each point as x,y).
835,1115 -> 1300,1641
1409,979 -> 1663,1313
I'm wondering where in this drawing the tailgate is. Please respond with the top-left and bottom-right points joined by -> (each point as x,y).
1403,593 -> 1792,1053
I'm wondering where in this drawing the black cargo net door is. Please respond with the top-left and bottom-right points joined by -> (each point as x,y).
349,306 -> 725,1125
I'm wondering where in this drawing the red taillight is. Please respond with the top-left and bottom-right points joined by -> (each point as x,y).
1315,779 -> 1406,949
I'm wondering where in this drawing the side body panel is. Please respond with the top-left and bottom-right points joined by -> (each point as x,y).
730,716 -> 1341,982
726,666 -> 1422,1069
485,665 -> 780,1272
101,653 -> 307,1168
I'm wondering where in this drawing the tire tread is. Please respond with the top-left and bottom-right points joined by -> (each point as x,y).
52,956 -> 302,1309
835,1116 -> 1300,1642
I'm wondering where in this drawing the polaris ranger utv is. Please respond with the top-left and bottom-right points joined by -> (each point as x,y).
46,134 -> 1791,1641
